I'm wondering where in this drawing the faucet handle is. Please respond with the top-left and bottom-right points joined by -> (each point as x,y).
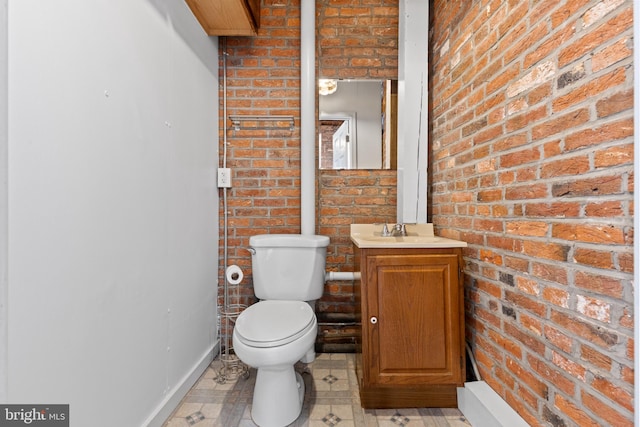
381,223 -> 391,236
392,223 -> 407,236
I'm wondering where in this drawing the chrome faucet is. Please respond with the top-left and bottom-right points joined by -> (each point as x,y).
380,223 -> 407,237
391,223 -> 407,236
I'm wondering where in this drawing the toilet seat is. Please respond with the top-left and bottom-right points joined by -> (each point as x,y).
234,300 -> 316,348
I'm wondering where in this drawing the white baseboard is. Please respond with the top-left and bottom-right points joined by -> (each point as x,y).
457,381 -> 529,427
144,340 -> 219,427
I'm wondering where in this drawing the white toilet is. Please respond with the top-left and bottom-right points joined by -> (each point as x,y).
232,233 -> 330,427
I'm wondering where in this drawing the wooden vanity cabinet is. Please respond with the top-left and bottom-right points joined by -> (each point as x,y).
354,247 -> 465,408
185,0 -> 260,36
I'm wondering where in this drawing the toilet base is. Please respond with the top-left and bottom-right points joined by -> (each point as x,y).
300,348 -> 315,363
251,367 -> 305,427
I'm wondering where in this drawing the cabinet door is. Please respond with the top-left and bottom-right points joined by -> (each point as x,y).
365,253 -> 462,385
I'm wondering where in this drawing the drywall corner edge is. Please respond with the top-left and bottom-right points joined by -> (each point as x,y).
144,341 -> 219,427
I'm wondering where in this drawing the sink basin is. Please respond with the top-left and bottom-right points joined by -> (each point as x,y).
350,223 -> 467,248
355,235 -> 444,243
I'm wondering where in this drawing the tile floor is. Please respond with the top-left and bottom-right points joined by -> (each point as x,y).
163,353 -> 471,427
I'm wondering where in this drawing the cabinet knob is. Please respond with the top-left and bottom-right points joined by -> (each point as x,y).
370,316 -> 378,324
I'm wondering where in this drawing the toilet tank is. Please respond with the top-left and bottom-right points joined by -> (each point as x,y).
249,234 -> 330,301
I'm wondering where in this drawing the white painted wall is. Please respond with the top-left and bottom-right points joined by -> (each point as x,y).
5,1 -> 219,426
0,0 -> 7,404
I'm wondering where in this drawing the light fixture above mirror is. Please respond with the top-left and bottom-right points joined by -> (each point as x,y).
318,79 -> 338,96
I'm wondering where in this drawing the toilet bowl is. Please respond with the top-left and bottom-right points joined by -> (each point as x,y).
233,300 -> 317,427
231,234 -> 329,426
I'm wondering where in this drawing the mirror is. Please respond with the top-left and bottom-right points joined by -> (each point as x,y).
318,79 -> 397,170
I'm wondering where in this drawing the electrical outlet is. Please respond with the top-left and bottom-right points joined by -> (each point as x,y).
217,168 -> 232,188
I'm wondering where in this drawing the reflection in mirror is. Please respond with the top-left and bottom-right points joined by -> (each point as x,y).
318,79 -> 397,170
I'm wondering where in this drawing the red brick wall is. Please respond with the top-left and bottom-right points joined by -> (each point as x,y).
316,0 -> 398,348
317,0 -> 398,79
217,1 -> 303,319
219,0 -> 398,350
430,1 -> 634,425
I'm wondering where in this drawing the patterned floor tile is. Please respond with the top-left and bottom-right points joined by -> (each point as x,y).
185,411 -> 205,425
173,403 -> 202,418
163,353 -> 470,427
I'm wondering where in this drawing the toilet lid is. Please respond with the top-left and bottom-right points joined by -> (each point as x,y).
235,300 -> 316,348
